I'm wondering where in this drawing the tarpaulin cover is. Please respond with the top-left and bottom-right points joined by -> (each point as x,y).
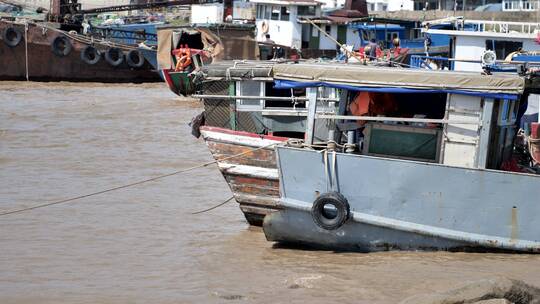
157,29 -> 173,70
274,80 -> 519,100
272,63 -> 527,100
157,25 -> 259,70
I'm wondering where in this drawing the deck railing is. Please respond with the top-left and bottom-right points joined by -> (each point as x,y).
410,55 -> 454,70
502,0 -> 539,11
465,19 -> 540,34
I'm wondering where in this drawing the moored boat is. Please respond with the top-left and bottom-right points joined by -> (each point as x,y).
262,62 -> 540,252
0,18 -> 160,82
191,61 -> 338,225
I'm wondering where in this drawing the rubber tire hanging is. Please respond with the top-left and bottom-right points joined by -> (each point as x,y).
311,192 -> 350,230
51,36 -> 72,57
3,27 -> 22,48
80,45 -> 101,65
105,48 -> 124,67
126,49 -> 145,68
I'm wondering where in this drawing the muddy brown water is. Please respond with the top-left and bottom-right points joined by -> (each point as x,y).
1,81 -> 540,304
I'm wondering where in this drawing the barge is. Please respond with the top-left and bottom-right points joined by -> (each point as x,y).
0,19 -> 160,82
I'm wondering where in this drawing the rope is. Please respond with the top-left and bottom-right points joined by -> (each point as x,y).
0,142 -> 278,217
24,20 -> 28,81
191,196 -> 234,214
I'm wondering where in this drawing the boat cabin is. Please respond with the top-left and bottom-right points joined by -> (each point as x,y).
196,61 -> 539,173
419,18 -> 540,72
192,61 -> 339,140
270,63 -> 539,173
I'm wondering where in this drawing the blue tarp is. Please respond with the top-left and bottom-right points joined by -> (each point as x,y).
274,80 -> 519,100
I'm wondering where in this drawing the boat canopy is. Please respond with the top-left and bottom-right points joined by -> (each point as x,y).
272,63 -> 528,100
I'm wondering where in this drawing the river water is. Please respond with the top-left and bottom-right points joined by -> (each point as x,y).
1,81 -> 539,304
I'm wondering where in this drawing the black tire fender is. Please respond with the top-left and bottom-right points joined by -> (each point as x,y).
104,47 -> 124,67
126,49 -> 145,68
3,27 -> 22,48
80,45 -> 101,65
311,192 -> 350,230
51,36 -> 72,57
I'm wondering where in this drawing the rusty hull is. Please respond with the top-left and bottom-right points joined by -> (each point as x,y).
0,20 -> 160,83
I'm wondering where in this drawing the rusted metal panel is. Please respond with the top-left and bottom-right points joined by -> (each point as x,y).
0,20 -> 160,82
265,146 -> 540,252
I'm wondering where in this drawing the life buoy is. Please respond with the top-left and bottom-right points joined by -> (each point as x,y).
51,36 -> 72,57
261,21 -> 269,34
104,47 -> 124,67
3,27 -> 22,48
174,45 -> 192,71
80,45 -> 100,65
311,192 -> 350,230
126,49 -> 145,68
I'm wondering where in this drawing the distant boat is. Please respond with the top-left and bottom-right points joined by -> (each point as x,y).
0,18 -> 160,82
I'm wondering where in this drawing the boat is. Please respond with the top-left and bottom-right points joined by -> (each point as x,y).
190,60 -> 339,225
156,24 -> 261,96
0,18 -> 160,82
411,17 -> 540,72
260,62 -> 540,252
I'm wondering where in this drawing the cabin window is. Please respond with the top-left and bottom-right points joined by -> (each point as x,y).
280,6 -> 290,21
298,5 -> 316,15
257,5 -> 265,19
485,40 -> 523,60
351,92 -> 447,163
264,5 -> 271,19
325,25 -> 331,35
271,6 -> 280,20
236,81 -> 264,110
264,82 -> 306,108
176,31 -> 204,50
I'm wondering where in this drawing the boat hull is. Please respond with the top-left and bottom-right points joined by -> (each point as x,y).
200,126 -> 286,226
0,20 -> 160,83
264,146 -> 540,252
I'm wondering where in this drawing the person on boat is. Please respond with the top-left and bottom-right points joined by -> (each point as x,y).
367,38 -> 378,60
388,38 -> 402,61
424,23 -> 432,55
265,34 -> 275,44
349,92 -> 399,126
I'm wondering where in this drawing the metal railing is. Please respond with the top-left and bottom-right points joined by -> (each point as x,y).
410,55 -> 454,70
465,19 -> 540,34
502,0 -> 539,11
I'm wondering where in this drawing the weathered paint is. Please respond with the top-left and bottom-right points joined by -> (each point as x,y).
0,20 -> 160,82
264,146 -> 540,252
200,126 -> 286,225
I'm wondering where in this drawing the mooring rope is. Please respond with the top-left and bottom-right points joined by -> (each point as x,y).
24,20 -> 29,81
191,196 -> 235,215
0,142 -> 279,217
